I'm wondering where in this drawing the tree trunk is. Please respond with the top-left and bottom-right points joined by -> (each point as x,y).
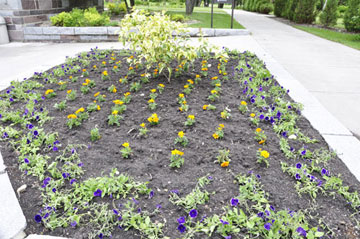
124,0 -> 131,13
129,0 -> 135,7
186,0 -> 196,14
218,3 -> 224,8
196,0 -> 202,7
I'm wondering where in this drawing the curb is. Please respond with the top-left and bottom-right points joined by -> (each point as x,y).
22,26 -> 250,42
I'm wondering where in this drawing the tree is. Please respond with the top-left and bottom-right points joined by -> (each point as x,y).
344,0 -> 360,32
186,0 -> 196,14
319,0 -> 338,26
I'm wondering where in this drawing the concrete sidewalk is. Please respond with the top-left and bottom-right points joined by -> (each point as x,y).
225,9 -> 360,138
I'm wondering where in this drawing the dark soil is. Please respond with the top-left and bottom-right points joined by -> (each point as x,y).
1,49 -> 360,239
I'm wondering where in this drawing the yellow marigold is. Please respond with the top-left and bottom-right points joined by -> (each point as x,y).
215,83 -> 221,87
122,142 -> 129,148
171,149 -> 184,156
203,105 -> 208,110
250,113 -> 256,118
113,65 -> 118,69
93,100 -> 97,103
260,150 -> 270,158
221,161 -> 229,167
130,55 -> 134,59
148,99 -> 155,103
140,123 -> 145,128
82,82 -> 88,86
150,89 -> 157,93
219,124 -> 225,128
85,79 -> 90,83
82,69 -> 86,72
119,79 -> 123,83
179,93 -> 185,98
179,107 -> 183,112
103,71 -> 108,76
256,128 -> 262,133
259,140 -> 265,145
124,92 -> 131,97
112,88 -> 117,93
223,72 -> 228,76
67,114 -> 77,119
211,90 -> 218,95
97,105 -> 101,111
221,112 -> 226,118
178,131 -> 184,138
202,60 -> 207,64
241,101 -> 247,106
201,68 -> 208,71
147,113 -> 159,123
219,70 -> 222,74
211,76 -> 218,80
175,68 -> 179,72
196,75 -> 200,78
67,90 -> 72,94
93,65 -> 97,69
224,59 -> 228,63
158,84 -> 165,88
213,133 -> 219,139
102,61 -> 106,65
141,73 -> 146,77
94,92 -> 100,97
69,76 -> 73,79
112,110 -> 118,115
75,108 -> 84,114
129,67 -> 133,70
154,69 -> 158,72
184,85 -> 189,89
188,115 -> 195,120
58,81 -> 65,85
187,79 -> 194,84
111,57 -> 115,60
45,89 -> 54,95
113,100 -> 124,105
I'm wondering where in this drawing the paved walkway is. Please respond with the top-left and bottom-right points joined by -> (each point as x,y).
225,9 -> 360,138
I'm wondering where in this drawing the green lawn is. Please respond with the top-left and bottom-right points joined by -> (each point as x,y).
294,25 -> 360,50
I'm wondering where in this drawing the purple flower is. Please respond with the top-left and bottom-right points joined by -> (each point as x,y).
52,188 -> 56,193
220,219 -> 229,225
256,174 -> 261,179
270,205 -> 275,211
70,179 -> 77,185
301,150 -> 306,155
53,146 -> 58,152
149,190 -> 154,199
98,233 -> 103,239
296,227 -> 307,237
171,189 -> 179,194
137,208 -> 142,213
28,124 -> 34,129
94,189 -> 102,197
223,236 -> 232,239
295,174 -> 301,180
177,217 -> 185,224
156,204 -> 162,209
264,222 -> 272,231
259,114 -> 264,120
296,163 -> 302,169
189,209 -> 198,218
33,130 -> 39,136
34,214 -> 42,223
178,224 -> 186,233
257,212 -> 264,218
132,198 -> 139,204
71,221 -> 77,227
230,198 -> 239,207
321,168 -> 327,176
113,209 -> 119,215
24,158 -> 29,164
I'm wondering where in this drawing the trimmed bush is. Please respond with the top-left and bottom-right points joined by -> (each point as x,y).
294,0 -> 317,23
170,14 -> 185,22
274,0 -> 287,17
243,0 -> 273,14
337,5 -> 348,18
320,0 -> 339,26
344,0 -> 360,32
285,0 -> 299,21
108,2 -> 127,15
259,2 -> 274,14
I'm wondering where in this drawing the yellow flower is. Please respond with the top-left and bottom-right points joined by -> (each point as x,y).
140,123 -> 145,128
187,79 -> 194,84
69,76 -> 73,79
215,83 -> 221,87
158,84 -> 165,88
221,161 -> 229,167
148,113 -> 159,123
178,131 -> 184,138
82,82 -> 88,86
113,100 -> 124,105
93,100 -> 97,103
223,72 -> 228,76
203,105 -> 208,110
97,105 -> 101,111
122,142 -> 129,148
75,108 -> 85,114
67,114 -> 77,119
58,81 -> 65,85
241,101 -> 247,106
112,87 -> 117,93
93,65 -> 97,69
67,90 -> 72,94
256,128 -> 262,133
119,79 -> 123,83
196,75 -> 200,78
260,150 -> 270,158
112,110 -> 118,115
179,107 -> 183,112
82,69 -> 86,72
219,124 -> 225,128
250,113 -> 256,118
202,60 -> 207,64
85,79 -> 90,83
103,71 -> 108,76
129,66 -> 134,70
179,94 -> 185,98
184,85 -> 189,89
211,90 -> 218,95
188,115 -> 195,120
150,89 -> 157,93
201,68 -> 208,71
219,70 -> 222,74
213,133 -> 219,139
259,140 -> 265,145
221,112 -> 226,118
45,89 -> 54,95
94,92 -> 100,97
113,65 -> 118,69
124,92 -> 131,97
148,99 -> 155,103
171,149 -> 184,156
102,61 -> 106,65
211,76 -> 218,80
130,55 -> 134,59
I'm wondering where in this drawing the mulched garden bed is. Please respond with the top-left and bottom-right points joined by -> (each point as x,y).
1,48 -> 360,239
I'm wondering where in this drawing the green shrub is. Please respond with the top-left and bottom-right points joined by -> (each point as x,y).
83,7 -> 110,26
294,0 -> 317,23
50,12 -> 71,26
170,14 -> 185,22
285,0 -> 299,21
337,5 -> 348,18
344,0 -> 360,32
50,7 -> 109,27
108,2 -> 127,15
259,2 -> 274,13
320,0 -> 338,26
274,0 -> 287,17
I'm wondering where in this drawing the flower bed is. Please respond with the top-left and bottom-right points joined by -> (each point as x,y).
1,47 -> 360,239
